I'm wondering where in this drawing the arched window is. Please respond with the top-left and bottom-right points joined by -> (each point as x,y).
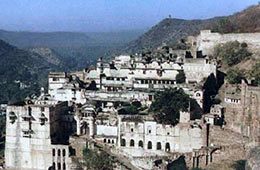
104,139 -> 106,143
63,163 -> 66,170
108,139 -> 111,143
52,149 -> 55,156
112,140 -> 114,144
121,139 -> 126,147
52,162 -> 56,170
63,149 -> 66,157
148,141 -> 152,149
58,149 -> 61,156
58,163 -> 61,170
138,140 -> 143,148
157,142 -> 162,150
165,143 -> 170,152
130,139 -> 135,147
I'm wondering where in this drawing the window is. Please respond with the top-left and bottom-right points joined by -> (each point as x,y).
157,142 -> 162,150
63,149 -> 66,157
121,139 -> 126,147
58,149 -> 61,156
58,163 -> 61,170
52,149 -> 55,156
63,163 -> 66,170
130,139 -> 135,147
104,139 -> 106,143
149,95 -> 153,101
138,140 -> 143,148
108,139 -> 111,143
148,141 -> 152,149
131,128 -> 134,132
53,77 -> 59,81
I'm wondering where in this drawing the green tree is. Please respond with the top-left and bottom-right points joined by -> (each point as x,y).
213,41 -> 252,66
176,71 -> 186,84
226,69 -> 244,84
124,105 -> 139,115
149,88 -> 202,125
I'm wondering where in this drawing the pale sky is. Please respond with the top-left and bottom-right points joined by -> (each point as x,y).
0,0 -> 259,32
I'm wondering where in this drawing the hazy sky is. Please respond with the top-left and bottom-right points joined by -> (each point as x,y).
0,0 -> 259,32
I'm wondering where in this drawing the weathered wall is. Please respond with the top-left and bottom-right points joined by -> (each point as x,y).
194,30 -> 260,56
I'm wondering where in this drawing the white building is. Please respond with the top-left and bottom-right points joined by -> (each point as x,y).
5,94 -> 71,170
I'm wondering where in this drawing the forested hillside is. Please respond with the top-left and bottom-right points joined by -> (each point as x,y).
0,40 -> 62,103
0,30 -> 144,70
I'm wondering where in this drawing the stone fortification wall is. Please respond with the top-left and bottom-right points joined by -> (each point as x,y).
195,30 -> 260,56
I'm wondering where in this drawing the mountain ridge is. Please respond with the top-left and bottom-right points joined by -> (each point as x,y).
122,4 -> 260,54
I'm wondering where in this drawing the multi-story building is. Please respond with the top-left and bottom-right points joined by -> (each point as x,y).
5,92 -> 71,170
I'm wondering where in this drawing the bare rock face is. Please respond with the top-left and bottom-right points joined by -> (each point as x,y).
246,146 -> 260,170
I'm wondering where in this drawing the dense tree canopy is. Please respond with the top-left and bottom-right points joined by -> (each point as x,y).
149,88 -> 202,125
213,41 -> 252,66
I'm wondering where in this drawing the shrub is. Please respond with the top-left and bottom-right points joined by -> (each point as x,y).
213,41 -> 252,66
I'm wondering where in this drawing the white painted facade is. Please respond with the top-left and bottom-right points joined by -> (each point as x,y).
117,116 -> 203,154
5,96 -> 71,170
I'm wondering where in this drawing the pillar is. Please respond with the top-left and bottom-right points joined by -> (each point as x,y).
117,117 -> 121,147
76,119 -> 81,136
88,119 -> 94,138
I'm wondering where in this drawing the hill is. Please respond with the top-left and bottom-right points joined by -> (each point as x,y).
0,30 -> 91,48
0,30 -> 144,70
121,17 -> 223,54
0,40 -> 62,103
209,5 -> 260,33
122,4 -> 260,54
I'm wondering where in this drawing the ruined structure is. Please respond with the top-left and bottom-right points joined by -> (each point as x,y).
223,80 -> 260,144
189,30 -> 260,57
